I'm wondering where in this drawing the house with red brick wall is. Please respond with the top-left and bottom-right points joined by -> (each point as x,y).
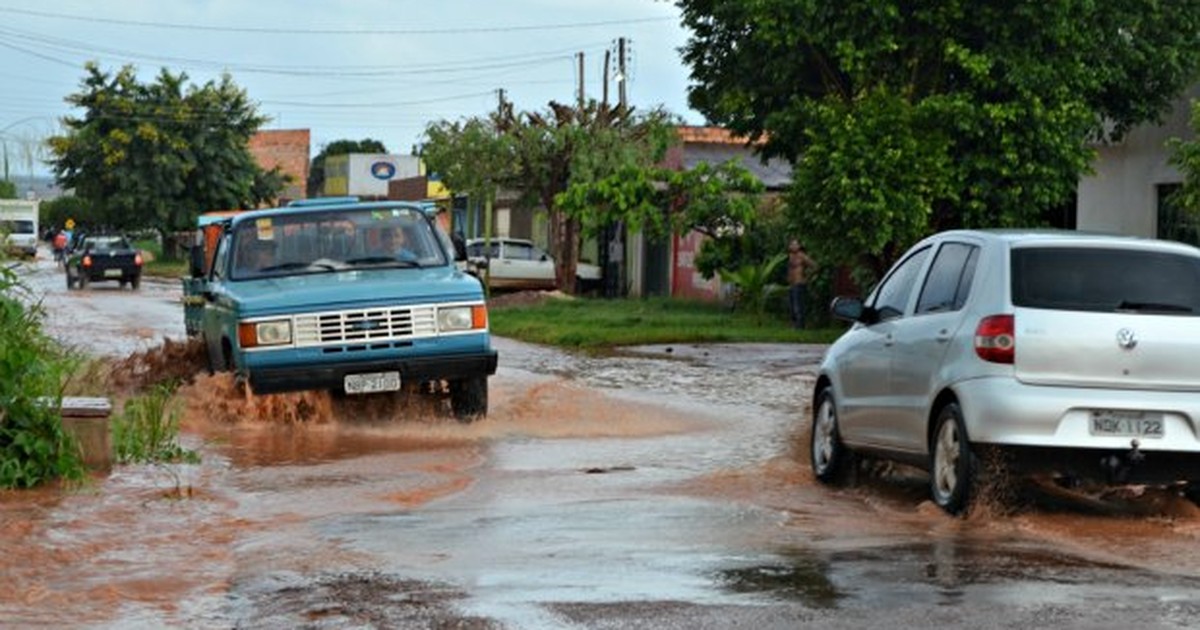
248,129 -> 311,203
623,125 -> 792,300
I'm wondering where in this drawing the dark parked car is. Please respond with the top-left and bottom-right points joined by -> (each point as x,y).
65,235 -> 144,290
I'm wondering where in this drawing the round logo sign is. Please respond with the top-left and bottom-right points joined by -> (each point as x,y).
370,161 -> 397,180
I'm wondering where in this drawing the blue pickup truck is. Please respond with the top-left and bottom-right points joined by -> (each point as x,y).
184,198 -> 497,420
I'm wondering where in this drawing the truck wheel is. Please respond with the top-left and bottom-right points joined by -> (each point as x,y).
449,376 -> 487,422
65,271 -> 74,290
130,274 -> 141,290
79,272 -> 89,290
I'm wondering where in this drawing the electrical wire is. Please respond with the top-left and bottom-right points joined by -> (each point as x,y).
0,6 -> 676,36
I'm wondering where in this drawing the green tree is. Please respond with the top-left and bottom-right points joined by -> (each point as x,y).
307,138 -> 388,197
0,180 -> 15,199
424,101 -> 678,293
48,63 -> 284,243
677,0 -> 1200,281
1166,101 -> 1200,246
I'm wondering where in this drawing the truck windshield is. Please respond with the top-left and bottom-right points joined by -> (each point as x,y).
230,206 -> 448,280
0,220 -> 34,234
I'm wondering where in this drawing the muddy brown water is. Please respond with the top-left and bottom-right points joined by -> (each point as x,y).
5,250 -> 1200,627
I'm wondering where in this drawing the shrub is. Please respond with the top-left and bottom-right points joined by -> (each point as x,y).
0,264 -> 85,488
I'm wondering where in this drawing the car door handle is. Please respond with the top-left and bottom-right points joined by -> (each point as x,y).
883,333 -> 894,347
936,329 -> 952,342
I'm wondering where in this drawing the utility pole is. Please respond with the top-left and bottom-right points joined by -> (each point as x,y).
602,49 -> 611,109
577,52 -> 586,110
617,37 -> 627,110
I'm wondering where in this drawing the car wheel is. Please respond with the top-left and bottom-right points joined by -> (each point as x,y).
449,376 -> 487,422
811,387 -> 854,484
79,272 -> 89,290
130,274 -> 141,290
65,271 -> 74,290
930,402 -> 977,515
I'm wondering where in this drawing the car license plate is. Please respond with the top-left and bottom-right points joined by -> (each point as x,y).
1089,410 -> 1164,438
343,371 -> 401,395
104,269 -> 122,278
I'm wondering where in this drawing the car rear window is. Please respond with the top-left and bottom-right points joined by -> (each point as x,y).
1011,246 -> 1200,315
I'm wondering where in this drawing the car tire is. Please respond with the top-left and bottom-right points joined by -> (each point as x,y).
449,376 -> 487,422
79,272 -> 89,290
130,274 -> 141,290
65,271 -> 75,290
930,402 -> 977,515
811,387 -> 854,485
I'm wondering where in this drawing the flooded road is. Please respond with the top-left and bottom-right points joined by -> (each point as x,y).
4,250 -> 1200,628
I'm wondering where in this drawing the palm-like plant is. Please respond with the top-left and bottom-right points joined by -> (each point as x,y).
718,253 -> 787,321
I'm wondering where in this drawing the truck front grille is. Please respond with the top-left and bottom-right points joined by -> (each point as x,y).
292,306 -> 437,347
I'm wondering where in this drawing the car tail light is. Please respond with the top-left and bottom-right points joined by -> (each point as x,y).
974,314 -> 1015,364
134,253 -> 144,266
82,255 -> 92,267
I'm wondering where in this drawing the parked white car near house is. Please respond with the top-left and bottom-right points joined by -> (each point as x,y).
465,237 -> 601,292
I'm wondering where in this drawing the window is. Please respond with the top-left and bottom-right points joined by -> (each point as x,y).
506,242 -> 536,261
917,243 -> 979,314
1157,183 -> 1200,247
871,247 -> 931,320
1012,246 -> 1200,315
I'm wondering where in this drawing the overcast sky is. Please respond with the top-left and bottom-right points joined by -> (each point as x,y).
0,0 -> 701,171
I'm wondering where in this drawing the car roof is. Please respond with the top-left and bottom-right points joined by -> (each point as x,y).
229,200 -> 429,228
924,229 -> 1200,255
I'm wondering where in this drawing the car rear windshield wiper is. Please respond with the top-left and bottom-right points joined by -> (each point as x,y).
1115,300 -> 1194,314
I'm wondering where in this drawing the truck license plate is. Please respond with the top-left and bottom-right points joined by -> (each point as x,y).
104,269 -> 122,278
343,371 -> 401,395
1089,410 -> 1164,438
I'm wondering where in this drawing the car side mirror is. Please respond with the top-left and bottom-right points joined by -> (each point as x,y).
831,296 -> 877,324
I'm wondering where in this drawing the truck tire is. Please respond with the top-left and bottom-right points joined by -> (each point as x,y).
65,271 -> 74,290
130,274 -> 141,290
79,271 -> 89,290
449,376 -> 488,422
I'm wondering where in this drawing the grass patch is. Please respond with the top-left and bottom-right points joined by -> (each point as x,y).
111,383 -> 198,465
488,296 -> 844,349
133,238 -> 188,278
143,258 -> 188,278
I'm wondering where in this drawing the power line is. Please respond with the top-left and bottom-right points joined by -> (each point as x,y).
0,6 -> 675,36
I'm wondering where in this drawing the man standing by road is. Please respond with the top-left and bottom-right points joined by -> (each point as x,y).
787,239 -> 817,329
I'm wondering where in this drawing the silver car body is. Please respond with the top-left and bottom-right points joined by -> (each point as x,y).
817,229 -> 1200,483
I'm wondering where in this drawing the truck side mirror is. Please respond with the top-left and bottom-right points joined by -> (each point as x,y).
189,245 -> 206,279
451,232 -> 467,262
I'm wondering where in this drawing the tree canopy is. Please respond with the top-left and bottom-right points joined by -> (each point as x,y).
677,0 -> 1200,280
306,138 -> 387,197
423,101 -> 679,292
48,63 -> 283,237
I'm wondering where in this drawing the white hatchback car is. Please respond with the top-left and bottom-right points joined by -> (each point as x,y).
811,229 -> 1200,514
465,237 -> 601,291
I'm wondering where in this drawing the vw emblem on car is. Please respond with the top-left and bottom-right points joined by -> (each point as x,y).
1116,327 -> 1138,350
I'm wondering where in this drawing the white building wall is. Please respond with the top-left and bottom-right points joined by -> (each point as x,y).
346,154 -> 421,197
1077,85 -> 1200,237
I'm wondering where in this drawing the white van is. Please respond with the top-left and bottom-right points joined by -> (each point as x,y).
0,199 -> 39,259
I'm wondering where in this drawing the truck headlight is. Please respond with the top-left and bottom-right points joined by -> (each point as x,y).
438,306 -> 474,332
238,319 -> 292,348
438,305 -> 487,332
